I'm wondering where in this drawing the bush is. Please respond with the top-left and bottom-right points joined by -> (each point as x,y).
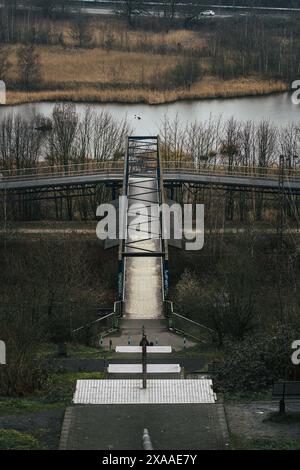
174,262 -> 258,345
215,324 -> 299,394
156,58 -> 202,90
0,307 -> 47,396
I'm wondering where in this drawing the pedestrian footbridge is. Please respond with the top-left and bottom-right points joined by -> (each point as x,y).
1,155 -> 300,195
119,137 -> 167,321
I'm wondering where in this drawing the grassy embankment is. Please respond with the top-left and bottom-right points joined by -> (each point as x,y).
5,23 -> 287,105
0,367 -> 104,450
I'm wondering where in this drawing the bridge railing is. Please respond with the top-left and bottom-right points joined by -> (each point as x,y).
2,160 -> 300,184
163,162 -> 300,182
0,160 -> 124,182
164,300 -> 215,344
72,300 -> 123,343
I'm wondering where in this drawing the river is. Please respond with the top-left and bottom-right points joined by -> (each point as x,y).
0,92 -> 299,134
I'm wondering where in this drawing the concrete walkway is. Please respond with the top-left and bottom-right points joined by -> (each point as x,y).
60,404 -> 228,450
124,177 -> 163,319
104,319 -> 196,352
43,356 -> 206,373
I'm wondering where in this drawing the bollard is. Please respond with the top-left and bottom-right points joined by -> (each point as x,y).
155,337 -> 158,346
279,398 -> 285,414
128,336 -> 131,346
183,337 -> 186,349
142,428 -> 154,450
279,382 -> 286,413
0,340 -> 6,365
0,81 -> 6,105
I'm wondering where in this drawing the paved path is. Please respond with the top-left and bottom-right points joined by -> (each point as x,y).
124,177 -> 163,319
60,404 -> 228,450
105,318 -> 196,351
44,356 -> 206,373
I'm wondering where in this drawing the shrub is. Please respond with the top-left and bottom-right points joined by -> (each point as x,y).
155,58 -> 202,90
214,324 -> 299,394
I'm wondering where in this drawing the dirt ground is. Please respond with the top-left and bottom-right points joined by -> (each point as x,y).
225,401 -> 300,444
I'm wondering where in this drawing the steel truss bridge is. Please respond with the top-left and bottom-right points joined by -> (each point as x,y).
117,136 -> 168,319
2,137 -> 299,337
1,159 -> 300,197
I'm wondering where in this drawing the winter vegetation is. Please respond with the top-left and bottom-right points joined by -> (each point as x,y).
0,1 -> 298,103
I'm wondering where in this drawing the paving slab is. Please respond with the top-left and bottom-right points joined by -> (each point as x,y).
107,364 -> 181,374
73,379 -> 215,404
115,346 -> 172,353
104,320 -> 196,352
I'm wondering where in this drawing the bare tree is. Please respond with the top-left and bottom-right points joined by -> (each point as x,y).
115,0 -> 147,26
162,0 -> 180,26
46,103 -> 78,167
0,45 -> 10,81
17,45 -> 42,90
69,13 -> 93,48
93,111 -> 131,162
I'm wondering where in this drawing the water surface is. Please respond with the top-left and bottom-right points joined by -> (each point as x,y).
0,92 -> 299,134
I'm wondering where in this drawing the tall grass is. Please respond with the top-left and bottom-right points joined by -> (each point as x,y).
3,16 -> 288,104
7,77 -> 287,105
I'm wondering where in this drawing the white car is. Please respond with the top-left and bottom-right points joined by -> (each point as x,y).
200,10 -> 215,16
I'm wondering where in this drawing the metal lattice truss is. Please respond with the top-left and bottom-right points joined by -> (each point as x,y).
122,136 -> 166,258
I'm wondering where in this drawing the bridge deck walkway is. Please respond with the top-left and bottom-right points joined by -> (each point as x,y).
123,176 -> 163,319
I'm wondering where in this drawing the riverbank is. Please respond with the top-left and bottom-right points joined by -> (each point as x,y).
7,77 -> 287,106
4,35 -> 288,106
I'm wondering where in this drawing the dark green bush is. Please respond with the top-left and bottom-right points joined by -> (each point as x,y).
215,324 -> 299,393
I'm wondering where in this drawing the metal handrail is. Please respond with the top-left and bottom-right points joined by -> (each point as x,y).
72,300 -> 122,337
163,165 -> 300,181
162,161 -> 300,173
2,161 -> 300,183
165,300 -> 215,343
165,300 -> 215,333
0,164 -> 124,182
0,160 -> 123,175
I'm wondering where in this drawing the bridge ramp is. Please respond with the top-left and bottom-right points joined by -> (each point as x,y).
124,176 -> 163,319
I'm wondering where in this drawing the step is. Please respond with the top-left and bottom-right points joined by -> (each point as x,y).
115,346 -> 172,353
73,379 -> 216,404
120,318 -> 168,331
107,364 -> 181,374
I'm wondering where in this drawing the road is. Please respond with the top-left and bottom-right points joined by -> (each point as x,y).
3,1 -> 298,19
77,1 -> 300,17
3,1 -> 300,18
